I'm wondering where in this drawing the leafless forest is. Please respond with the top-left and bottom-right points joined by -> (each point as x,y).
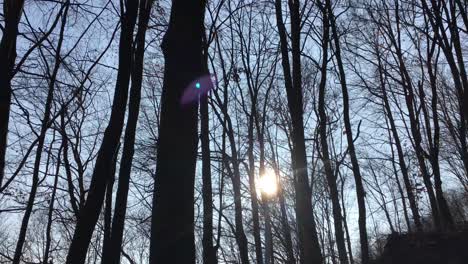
0,0 -> 467,263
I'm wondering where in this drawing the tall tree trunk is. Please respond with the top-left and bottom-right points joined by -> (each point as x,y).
421,0 -> 468,183
247,113 -> 263,264
12,4 -> 68,262
423,39 -> 454,229
375,45 -> 422,231
328,6 -> 368,263
149,0 -> 207,263
316,7 -> 348,264
101,1 -> 153,263
0,0 -> 25,188
339,173 -> 354,264
258,128 -> 273,264
262,199 -> 274,264
60,109 -> 80,219
275,0 -> 323,262
388,131 -> 412,232
101,147 -> 118,264
211,31 -> 250,264
384,1 -> 440,229
278,184 -> 296,264
66,1 -> 138,263
227,121 -> 250,264
420,1 -> 468,221
201,65 -> 217,264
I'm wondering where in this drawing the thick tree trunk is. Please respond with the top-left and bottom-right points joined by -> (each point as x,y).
328,6 -> 368,263
101,149 -> 117,264
0,0 -> 25,188
149,0 -> 207,263
66,1 -> 138,263
275,0 -> 323,262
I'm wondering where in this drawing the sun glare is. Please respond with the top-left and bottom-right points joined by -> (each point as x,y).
258,168 -> 278,197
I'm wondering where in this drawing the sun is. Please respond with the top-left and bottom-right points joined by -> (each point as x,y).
257,168 -> 278,197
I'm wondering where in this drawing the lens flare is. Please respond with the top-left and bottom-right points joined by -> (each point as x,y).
257,168 -> 278,197
181,74 -> 216,105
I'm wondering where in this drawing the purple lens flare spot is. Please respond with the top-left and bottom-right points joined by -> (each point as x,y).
181,74 -> 216,105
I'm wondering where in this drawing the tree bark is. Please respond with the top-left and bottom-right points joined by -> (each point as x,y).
101,147 -> 118,264
149,0 -> 207,263
0,0 -> 25,188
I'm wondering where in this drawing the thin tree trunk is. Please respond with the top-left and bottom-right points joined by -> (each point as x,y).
328,6 -> 368,263
369,164 -> 395,233
201,64 -> 217,264
211,30 -> 250,264
421,0 -> 468,218
258,129 -> 273,264
385,1 -> 440,229
101,1 -> 153,263
339,173 -> 354,264
388,131 -> 412,232
422,31 -> 455,230
149,0 -> 207,262
247,115 -> 263,264
227,122 -> 250,264
60,109 -> 80,219
43,144 -> 62,264
275,0 -> 323,262
269,135 -> 295,264
375,45 -> 422,231
66,1 -> 138,262
13,4 -> 68,262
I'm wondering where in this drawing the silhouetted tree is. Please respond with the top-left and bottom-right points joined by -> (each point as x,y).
66,1 -> 138,262
149,0 -> 208,263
